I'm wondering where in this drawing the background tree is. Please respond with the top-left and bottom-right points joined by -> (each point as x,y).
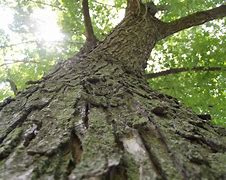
0,0 -> 226,179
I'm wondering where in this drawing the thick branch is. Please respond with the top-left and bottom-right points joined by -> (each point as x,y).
161,5 -> 226,38
146,66 -> 226,79
126,0 -> 141,15
82,0 -> 97,46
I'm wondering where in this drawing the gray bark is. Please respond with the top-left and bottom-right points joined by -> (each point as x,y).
0,5 -> 226,180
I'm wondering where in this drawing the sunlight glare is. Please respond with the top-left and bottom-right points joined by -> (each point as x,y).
0,82 -> 6,89
99,0 -> 125,26
0,6 -> 14,32
31,8 -> 64,42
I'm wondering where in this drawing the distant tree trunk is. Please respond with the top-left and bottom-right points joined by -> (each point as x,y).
1,2 -> 226,180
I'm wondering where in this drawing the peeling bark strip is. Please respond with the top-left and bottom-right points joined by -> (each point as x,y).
1,1 -> 226,179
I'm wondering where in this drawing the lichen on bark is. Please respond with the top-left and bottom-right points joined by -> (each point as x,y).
0,2 -> 226,179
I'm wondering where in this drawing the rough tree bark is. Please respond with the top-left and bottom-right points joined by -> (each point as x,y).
0,1 -> 226,179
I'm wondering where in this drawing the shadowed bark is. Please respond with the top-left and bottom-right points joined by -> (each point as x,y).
0,1 -> 226,179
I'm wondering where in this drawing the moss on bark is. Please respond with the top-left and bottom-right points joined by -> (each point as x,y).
0,6 -> 226,180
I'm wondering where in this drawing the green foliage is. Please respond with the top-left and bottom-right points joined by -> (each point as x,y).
0,0 -> 225,126
148,14 -> 226,126
158,0 -> 223,21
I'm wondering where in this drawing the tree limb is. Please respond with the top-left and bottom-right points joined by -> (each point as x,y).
126,0 -> 141,15
0,60 -> 38,67
82,0 -> 98,46
160,5 -> 226,39
146,66 -> 226,79
0,40 -> 83,50
5,79 -> 18,96
0,41 -> 37,49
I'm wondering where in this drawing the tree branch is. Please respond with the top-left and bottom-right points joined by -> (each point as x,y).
0,41 -> 37,49
126,0 -> 141,15
93,0 -> 117,8
82,0 -> 98,46
0,60 -> 38,67
146,66 -> 226,79
0,40 -> 83,50
5,79 -> 18,96
160,5 -> 226,39
29,0 -> 66,11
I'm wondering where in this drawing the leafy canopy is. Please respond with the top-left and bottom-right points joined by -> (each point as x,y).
0,0 -> 225,126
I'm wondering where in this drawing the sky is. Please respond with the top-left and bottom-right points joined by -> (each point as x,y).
0,4 -> 65,93
31,8 -> 65,42
0,1 -> 126,48
0,5 -> 64,45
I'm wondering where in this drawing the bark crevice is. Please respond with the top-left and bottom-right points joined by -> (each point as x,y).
1,3 -> 226,179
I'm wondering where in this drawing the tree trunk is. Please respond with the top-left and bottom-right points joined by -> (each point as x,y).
0,8 -> 226,180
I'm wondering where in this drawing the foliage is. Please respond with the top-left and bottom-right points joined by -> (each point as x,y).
148,23 -> 226,126
0,0 -> 225,126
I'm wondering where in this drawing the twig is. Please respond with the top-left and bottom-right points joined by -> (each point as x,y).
28,0 -> 66,11
93,0 -> 118,8
0,60 -> 38,67
0,41 -> 37,49
0,40 -> 83,49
